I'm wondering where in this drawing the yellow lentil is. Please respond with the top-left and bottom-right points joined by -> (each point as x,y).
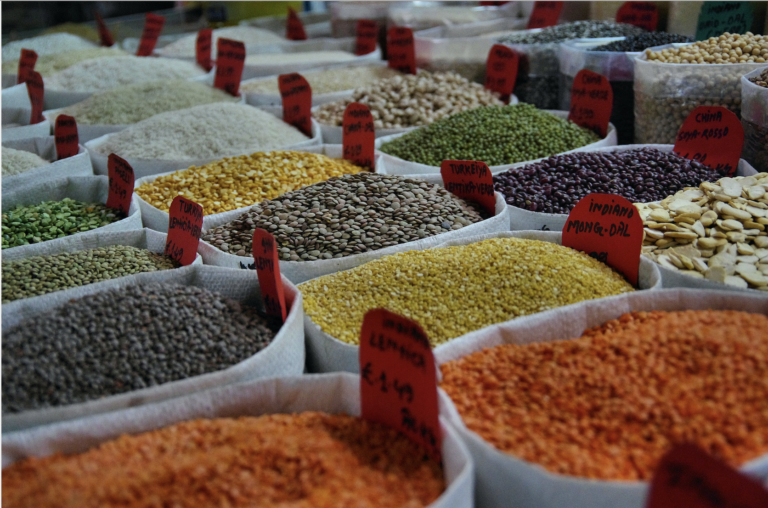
300,237 -> 635,346
135,151 -> 367,215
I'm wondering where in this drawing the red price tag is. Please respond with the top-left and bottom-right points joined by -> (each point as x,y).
136,13 -> 165,56
440,160 -> 496,217
616,2 -> 659,32
568,69 -> 613,139
106,154 -> 134,217
25,71 -> 44,125
485,44 -> 518,104
359,309 -> 442,463
54,115 -> 79,160
196,28 -> 213,72
647,444 -> 768,508
94,11 -> 114,47
17,49 -> 37,85
355,19 -> 378,56
278,73 -> 312,137
673,106 -> 744,177
165,196 -> 202,266
343,103 -> 375,170
526,1 -> 564,29
563,193 -> 643,286
286,7 -> 307,41
213,38 -> 245,96
387,27 -> 416,75
252,229 -> 288,322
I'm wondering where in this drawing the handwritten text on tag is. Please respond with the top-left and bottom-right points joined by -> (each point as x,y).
213,38 -> 245,96
17,49 -> 37,85
568,69 -> 613,139
616,2 -> 659,32
106,154 -> 134,216
25,71 -> 44,125
355,19 -> 378,55
279,73 -> 312,137
286,7 -> 308,41
55,115 -> 79,160
252,228 -> 288,322
165,196 -> 203,266
527,1 -> 564,29
440,160 -> 496,217
196,29 -> 213,72
673,106 -> 744,177
136,13 -> 165,56
387,27 -> 416,75
343,102 -> 375,170
485,44 -> 518,104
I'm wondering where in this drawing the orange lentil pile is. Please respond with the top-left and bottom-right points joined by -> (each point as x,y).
2,412 -> 445,508
440,310 -> 768,480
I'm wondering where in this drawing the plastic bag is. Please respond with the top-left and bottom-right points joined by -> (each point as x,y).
2,136 -> 92,192
740,67 -> 768,173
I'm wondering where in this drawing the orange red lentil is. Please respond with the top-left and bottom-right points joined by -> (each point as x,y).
2,412 -> 445,508
440,310 -> 768,480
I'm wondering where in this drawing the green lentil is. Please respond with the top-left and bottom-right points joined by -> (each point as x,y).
300,237 -> 635,346
378,104 -> 600,167
2,245 -> 179,303
2,198 -> 123,250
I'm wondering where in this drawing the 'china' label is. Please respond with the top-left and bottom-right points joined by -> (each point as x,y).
213,38 -> 245,97
252,229 -> 288,322
526,1 -> 564,29
673,106 -> 743,177
25,71 -> 44,125
106,154 -> 134,217
343,103 -> 375,170
55,115 -> 79,160
95,11 -> 114,47
387,27 -> 416,75
279,73 -> 312,137
286,7 -> 308,41
165,196 -> 203,266
355,19 -> 378,56
616,2 -> 659,31
17,49 -> 37,85
196,29 -> 213,72
485,44 -> 518,104
568,69 -> 613,139
440,160 -> 496,217
136,13 -> 165,56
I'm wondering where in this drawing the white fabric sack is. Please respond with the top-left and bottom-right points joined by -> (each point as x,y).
1,373 -> 475,508
2,175 -> 142,258
1,264 -> 306,433
374,110 -> 617,178
2,73 -> 17,89
303,230 -> 661,374
201,190 -> 509,285
740,67 -> 768,173
435,288 -> 768,508
239,11 -> 332,39
391,3 -> 518,33
1,83 -> 50,141
2,136 -> 92,192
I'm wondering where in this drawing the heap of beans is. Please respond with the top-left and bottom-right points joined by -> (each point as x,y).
749,67 -> 768,87
498,21 -> 645,45
242,65 -> 403,95
202,173 -> 486,259
591,32 -> 693,52
2,283 -> 279,413
743,67 -> 768,173
2,245 -> 179,303
493,148 -> 724,214
2,412 -> 445,508
300,237 -> 634,346
378,104 -> 600,167
441,310 -> 768,480
2,198 -> 123,249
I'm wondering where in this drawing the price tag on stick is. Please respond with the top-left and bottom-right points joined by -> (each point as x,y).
278,73 -> 312,137
355,19 -> 378,56
55,115 -> 79,160
286,7 -> 307,41
563,193 -> 643,286
526,1 -> 564,29
440,160 -> 496,217
343,103 -> 375,170
17,49 -> 37,85
213,38 -> 245,96
165,196 -> 203,266
673,106 -> 744,177
196,29 -> 213,72
695,2 -> 753,41
95,11 -> 114,47
568,69 -> 613,139
252,229 -> 288,322
136,13 -> 165,56
485,44 -> 518,104
106,154 -> 134,216
359,309 -> 442,463
646,444 -> 768,508
387,27 -> 416,75
616,2 -> 659,32
25,71 -> 44,125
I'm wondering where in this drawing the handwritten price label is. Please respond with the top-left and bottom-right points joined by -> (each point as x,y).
25,71 -> 44,125
165,196 -> 203,266
213,38 -> 245,97
279,73 -> 312,137
485,44 -> 518,104
387,27 -> 416,75
17,49 -> 37,85
196,28 -> 213,72
696,2 -> 753,41
616,2 -> 659,32
527,1 -> 564,29
440,160 -> 496,216
568,69 -> 613,139
95,11 -> 114,47
252,229 -> 288,322
136,13 -> 165,56
360,309 -> 442,463
647,444 -> 768,508
286,7 -> 307,41
343,103 -> 375,170
563,193 -> 643,286
673,106 -> 743,177
106,154 -> 134,217
355,19 -> 378,55
55,115 -> 79,160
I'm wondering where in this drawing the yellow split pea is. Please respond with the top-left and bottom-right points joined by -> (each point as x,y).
135,151 -> 367,215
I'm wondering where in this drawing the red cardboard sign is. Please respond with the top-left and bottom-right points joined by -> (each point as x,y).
646,444 -> 768,508
106,154 -> 134,216
252,229 -> 288,322
17,49 -> 37,85
673,106 -> 744,177
387,27 -> 416,75
485,44 -> 519,104
563,193 -> 643,286
136,13 -> 165,56
526,1 -> 564,29
343,102 -> 375,170
355,19 -> 378,55
25,71 -> 44,125
359,309 -> 442,463
213,38 -> 245,96
286,7 -> 307,41
54,115 -> 79,160
165,196 -> 203,266
568,69 -> 613,139
278,73 -> 312,137
440,160 -> 496,217
196,28 -> 213,72
95,11 -> 114,47
616,1 -> 659,31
